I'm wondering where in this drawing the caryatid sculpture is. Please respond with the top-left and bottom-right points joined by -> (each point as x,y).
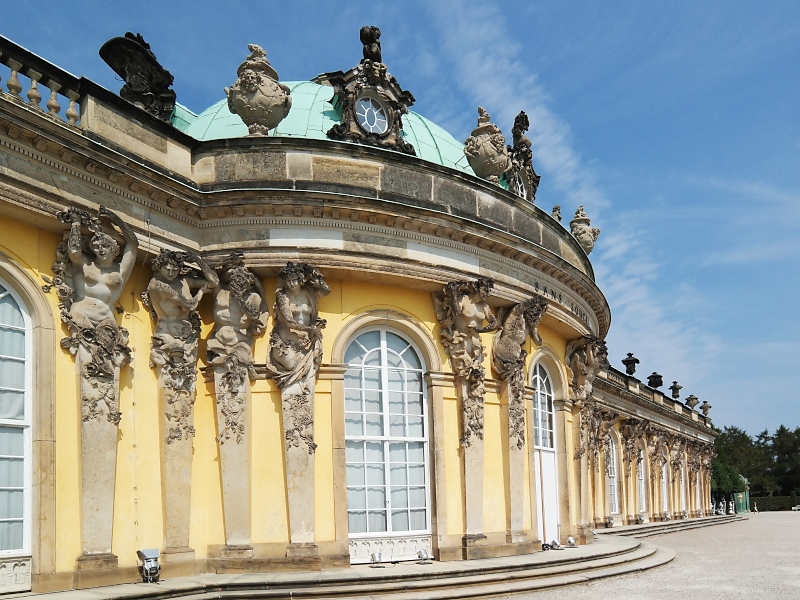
433,277 -> 499,447
207,251 -> 267,557
143,249 -> 218,557
491,295 -> 547,546
265,262 -> 330,552
43,205 -> 136,562
565,335 -> 608,402
491,295 -> 548,449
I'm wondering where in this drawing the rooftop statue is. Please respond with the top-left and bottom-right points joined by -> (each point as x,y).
225,44 -> 292,136
570,205 -> 601,255
670,380 -> 683,399
99,32 -> 176,122
464,107 -> 511,183
360,25 -> 382,62
685,394 -> 700,409
506,111 -> 541,201
621,352 -> 640,375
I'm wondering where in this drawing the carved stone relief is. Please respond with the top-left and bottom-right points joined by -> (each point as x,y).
43,205 -> 137,558
433,278 -> 499,447
266,262 -> 330,550
464,107 -> 511,184
225,44 -> 292,136
208,251 -> 268,443
491,295 -> 548,449
620,418 -> 648,477
99,33 -> 176,122
505,111 -> 541,201
143,249 -> 218,553
321,26 -> 416,155
565,335 -> 608,402
569,206 -> 601,255
575,399 -> 619,473
647,427 -> 670,480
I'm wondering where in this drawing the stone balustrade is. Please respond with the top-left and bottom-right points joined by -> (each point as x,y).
0,35 -> 82,125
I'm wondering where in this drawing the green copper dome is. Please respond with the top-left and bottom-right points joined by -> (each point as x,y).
174,81 -> 474,175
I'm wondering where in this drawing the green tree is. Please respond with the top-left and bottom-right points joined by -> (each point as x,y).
771,426 -> 800,496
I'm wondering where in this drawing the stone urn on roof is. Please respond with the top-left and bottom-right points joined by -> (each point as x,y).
225,44 -> 292,136
464,107 -> 512,183
570,206 -> 601,255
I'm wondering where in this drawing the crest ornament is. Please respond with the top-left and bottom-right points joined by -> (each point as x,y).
318,26 -> 416,155
225,44 -> 292,136
570,206 -> 601,255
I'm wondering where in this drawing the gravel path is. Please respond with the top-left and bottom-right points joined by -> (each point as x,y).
491,512 -> 800,600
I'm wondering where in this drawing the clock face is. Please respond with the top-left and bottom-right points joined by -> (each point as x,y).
354,96 -> 389,135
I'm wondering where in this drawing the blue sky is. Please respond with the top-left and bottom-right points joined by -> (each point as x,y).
6,1 -> 800,434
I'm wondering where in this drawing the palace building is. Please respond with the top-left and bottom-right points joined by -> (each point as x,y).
0,28 -> 716,593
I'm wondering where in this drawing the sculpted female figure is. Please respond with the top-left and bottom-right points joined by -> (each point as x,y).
145,250 -> 219,366
266,262 -> 330,390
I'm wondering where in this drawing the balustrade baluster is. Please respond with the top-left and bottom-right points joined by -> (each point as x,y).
46,81 -> 61,117
65,90 -> 79,124
26,70 -> 42,110
6,59 -> 22,97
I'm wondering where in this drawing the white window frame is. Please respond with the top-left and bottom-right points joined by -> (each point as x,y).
0,280 -> 32,557
531,363 -> 555,450
607,437 -> 619,514
637,449 -> 646,513
343,328 -> 431,539
661,456 -> 669,513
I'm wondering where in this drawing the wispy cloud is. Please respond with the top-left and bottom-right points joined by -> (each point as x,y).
424,0 -> 719,393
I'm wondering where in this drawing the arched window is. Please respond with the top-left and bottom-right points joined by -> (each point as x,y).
343,329 -> 429,539
607,437 -> 619,514
0,281 -> 30,554
531,363 -> 554,449
680,465 -> 687,512
637,449 -> 646,513
661,455 -> 669,513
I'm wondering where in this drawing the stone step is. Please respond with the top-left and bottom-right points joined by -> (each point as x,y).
126,541 -> 667,600
609,515 -> 745,538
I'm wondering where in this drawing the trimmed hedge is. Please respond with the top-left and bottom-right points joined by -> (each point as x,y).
750,496 -> 795,511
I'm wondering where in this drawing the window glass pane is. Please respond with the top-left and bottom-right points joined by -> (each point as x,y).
0,428 -> 23,456
401,347 -> 421,370
407,417 -> 424,437
346,464 -> 365,486
406,393 -> 423,415
406,374 -> 422,394
364,369 -> 381,390
345,414 -> 363,436
387,369 -> 403,391
367,487 -> 386,509
0,458 -> 24,487
408,464 -> 425,485
365,442 -> 384,462
386,352 -> 404,369
364,350 -> 381,367
0,390 -> 25,420
365,414 -> 383,436
0,521 -> 23,551
0,328 -> 24,359
347,487 -> 366,510
348,511 -> 367,534
344,343 -> 364,365
391,510 -> 409,531
389,417 -> 405,437
386,332 -> 409,356
390,487 -> 408,508
408,486 -> 426,508
0,358 -> 24,390
390,465 -> 407,485
357,331 -> 381,352
364,389 -> 381,413
344,389 -> 362,412
366,463 -> 385,485
368,510 -> 387,532
409,509 -> 426,530
346,441 -> 364,463
0,295 -> 24,329
388,392 -> 404,414
344,368 -> 361,389
0,490 -> 24,519
389,443 -> 406,463
407,442 -> 424,463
